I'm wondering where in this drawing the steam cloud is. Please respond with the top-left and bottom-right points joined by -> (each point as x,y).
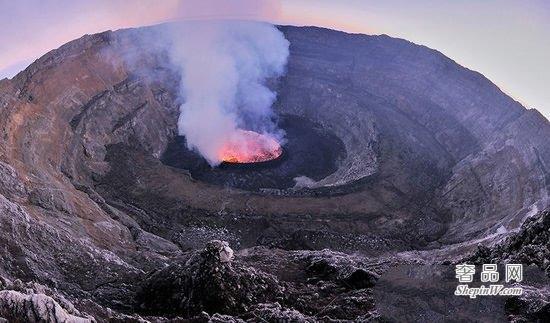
166,20 -> 289,166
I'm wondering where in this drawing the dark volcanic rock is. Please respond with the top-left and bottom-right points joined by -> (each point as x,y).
302,249 -> 379,289
243,303 -> 316,322
136,240 -> 283,317
505,285 -> 550,323
135,243 -> 381,320
464,210 -> 550,322
467,210 -> 550,277
374,265 -> 508,322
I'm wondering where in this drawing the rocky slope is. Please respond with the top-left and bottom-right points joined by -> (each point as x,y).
465,210 -> 550,322
0,24 -> 548,321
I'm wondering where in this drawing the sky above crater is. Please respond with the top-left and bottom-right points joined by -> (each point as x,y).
0,0 -> 549,119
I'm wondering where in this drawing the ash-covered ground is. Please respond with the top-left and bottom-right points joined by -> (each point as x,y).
0,24 -> 548,322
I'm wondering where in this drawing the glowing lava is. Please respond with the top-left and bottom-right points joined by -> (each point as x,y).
219,130 -> 283,164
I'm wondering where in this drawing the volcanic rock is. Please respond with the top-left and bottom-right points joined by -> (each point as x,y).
243,303 -> 315,322
302,249 -> 379,289
462,210 -> 550,322
466,210 -> 550,276
135,240 -> 283,317
505,285 -> 550,323
0,279 -> 93,322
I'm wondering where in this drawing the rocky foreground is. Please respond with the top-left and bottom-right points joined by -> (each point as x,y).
0,211 -> 548,321
0,24 -> 549,321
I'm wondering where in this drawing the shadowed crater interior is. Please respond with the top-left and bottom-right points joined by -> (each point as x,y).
161,115 -> 346,191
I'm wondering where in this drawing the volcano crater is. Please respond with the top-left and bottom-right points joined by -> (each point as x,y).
161,115 -> 346,192
1,24 -> 549,321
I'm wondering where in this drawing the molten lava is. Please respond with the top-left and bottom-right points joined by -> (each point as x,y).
219,130 -> 283,164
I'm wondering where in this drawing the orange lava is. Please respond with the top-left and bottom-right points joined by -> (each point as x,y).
219,130 -> 283,164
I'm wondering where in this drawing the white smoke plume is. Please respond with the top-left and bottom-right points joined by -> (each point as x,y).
165,2 -> 289,166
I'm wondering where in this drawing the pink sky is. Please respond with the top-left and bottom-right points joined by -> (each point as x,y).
1,0 -> 548,119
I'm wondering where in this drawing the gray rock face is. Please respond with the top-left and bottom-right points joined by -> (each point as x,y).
0,161 -> 26,200
276,26 -> 549,244
0,291 -> 92,323
0,279 -> 93,322
0,23 -> 548,321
